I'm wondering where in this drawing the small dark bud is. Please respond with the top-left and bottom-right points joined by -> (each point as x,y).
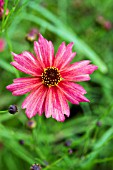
30,163 -> 42,170
68,149 -> 73,155
64,140 -> 72,147
26,28 -> 39,42
8,105 -> 18,114
26,120 -> 36,129
19,140 -> 24,145
96,121 -> 102,127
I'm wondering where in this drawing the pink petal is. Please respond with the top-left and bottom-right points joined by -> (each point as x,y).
54,42 -> 76,69
45,87 -> 54,118
67,60 -> 91,70
22,85 -> 47,118
52,109 -> 65,122
58,81 -> 89,104
55,88 -> 70,117
6,77 -> 42,96
61,61 -> 98,82
53,42 -> 66,67
48,41 -> 54,67
62,74 -> 91,82
11,52 -> 42,76
45,87 -> 69,121
34,34 -> 54,67
62,81 -> 87,94
66,63 -> 98,74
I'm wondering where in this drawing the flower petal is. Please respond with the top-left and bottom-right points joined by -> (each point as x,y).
11,51 -> 42,76
22,85 -> 47,118
45,87 -> 69,121
55,88 -> 70,117
54,42 -> 76,69
6,77 -> 42,96
58,81 -> 89,104
61,61 -> 98,82
45,87 -> 54,118
52,109 -> 65,122
53,42 -> 66,67
34,34 -> 54,67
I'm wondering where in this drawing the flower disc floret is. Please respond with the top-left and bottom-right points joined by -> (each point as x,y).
41,67 -> 62,87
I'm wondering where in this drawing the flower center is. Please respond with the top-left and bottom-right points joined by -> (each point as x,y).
41,67 -> 62,87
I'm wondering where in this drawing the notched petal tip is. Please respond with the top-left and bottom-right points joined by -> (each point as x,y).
6,85 -> 11,90
94,65 -> 98,70
34,40 -> 38,46
11,52 -> 17,57
10,61 -> 15,65
83,97 -> 90,102
26,112 -> 33,119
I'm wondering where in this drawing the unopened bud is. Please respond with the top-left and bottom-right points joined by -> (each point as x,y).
64,140 -> 72,147
30,163 -> 42,170
96,121 -> 102,127
96,15 -> 112,31
19,140 -> 24,145
26,120 -> 36,129
26,28 -> 39,42
8,105 -> 18,114
68,149 -> 73,155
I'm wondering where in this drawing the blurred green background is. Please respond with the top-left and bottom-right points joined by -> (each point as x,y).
0,0 -> 113,169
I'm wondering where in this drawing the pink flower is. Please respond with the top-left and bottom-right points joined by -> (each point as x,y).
0,0 -> 4,8
6,34 -> 98,122
0,38 -> 5,52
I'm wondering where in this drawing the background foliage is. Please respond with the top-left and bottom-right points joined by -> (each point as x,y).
0,0 -> 113,169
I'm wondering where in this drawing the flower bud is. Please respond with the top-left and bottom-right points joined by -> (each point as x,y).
26,28 -> 39,42
8,105 -> 18,114
26,120 -> 36,129
30,163 -> 42,170
19,140 -> 24,145
68,149 -> 73,155
96,15 -> 112,31
96,121 -> 102,127
64,140 -> 72,147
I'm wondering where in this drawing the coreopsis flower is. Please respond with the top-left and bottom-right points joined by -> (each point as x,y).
0,0 -> 4,7
6,34 -> 98,122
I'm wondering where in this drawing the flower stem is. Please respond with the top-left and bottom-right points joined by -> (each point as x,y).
0,110 -> 8,114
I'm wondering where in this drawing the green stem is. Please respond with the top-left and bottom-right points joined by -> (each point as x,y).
0,110 -> 8,113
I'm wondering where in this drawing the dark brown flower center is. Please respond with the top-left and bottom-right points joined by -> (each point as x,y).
41,67 -> 62,87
